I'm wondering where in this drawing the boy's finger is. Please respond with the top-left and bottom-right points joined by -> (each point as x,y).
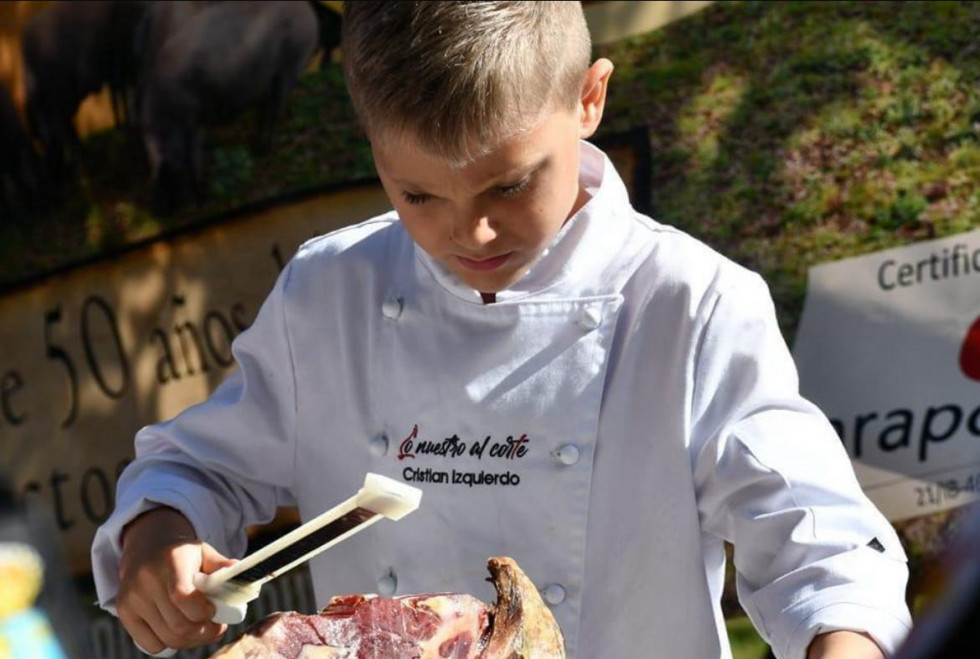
199,542 -> 237,572
166,549 -> 217,623
146,600 -> 188,648
123,611 -> 169,655
171,586 -> 217,624
154,595 -> 223,644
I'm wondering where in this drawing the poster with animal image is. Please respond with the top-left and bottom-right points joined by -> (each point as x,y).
793,229 -> 980,521
0,1 -> 352,292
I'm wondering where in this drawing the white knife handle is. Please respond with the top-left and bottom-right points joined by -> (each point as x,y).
193,572 -> 258,625
358,473 -> 423,520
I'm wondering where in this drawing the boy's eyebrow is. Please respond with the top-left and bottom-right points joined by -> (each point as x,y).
393,156 -> 549,194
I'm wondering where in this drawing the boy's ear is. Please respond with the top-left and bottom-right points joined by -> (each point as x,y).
578,58 -> 614,139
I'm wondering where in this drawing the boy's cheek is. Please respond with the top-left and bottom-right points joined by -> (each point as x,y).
398,213 -> 444,253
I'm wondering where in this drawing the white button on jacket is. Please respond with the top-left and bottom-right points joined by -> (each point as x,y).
377,573 -> 397,596
368,434 -> 389,457
542,583 -> 567,606
555,445 -> 581,466
92,143 -> 911,659
382,296 -> 403,320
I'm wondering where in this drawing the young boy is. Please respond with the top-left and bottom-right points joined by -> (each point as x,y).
91,3 -> 912,657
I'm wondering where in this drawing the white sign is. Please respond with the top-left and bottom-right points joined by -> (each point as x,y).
793,229 -> 980,521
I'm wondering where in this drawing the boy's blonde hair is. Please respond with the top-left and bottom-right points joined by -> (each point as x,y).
342,1 -> 592,163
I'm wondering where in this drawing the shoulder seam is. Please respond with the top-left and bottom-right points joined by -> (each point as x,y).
296,214 -> 399,254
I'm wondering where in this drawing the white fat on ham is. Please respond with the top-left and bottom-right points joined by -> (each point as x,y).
414,594 -> 489,658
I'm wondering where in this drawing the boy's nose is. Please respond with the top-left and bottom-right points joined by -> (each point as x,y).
452,213 -> 498,249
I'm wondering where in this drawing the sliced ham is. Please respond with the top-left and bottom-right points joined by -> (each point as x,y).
209,557 -> 564,659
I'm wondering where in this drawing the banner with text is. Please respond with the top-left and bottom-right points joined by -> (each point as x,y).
0,185 -> 391,574
793,229 -> 980,521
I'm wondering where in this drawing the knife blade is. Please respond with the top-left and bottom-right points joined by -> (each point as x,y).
197,472 -> 422,624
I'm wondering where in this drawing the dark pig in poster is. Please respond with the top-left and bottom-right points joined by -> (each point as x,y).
137,1 -> 319,215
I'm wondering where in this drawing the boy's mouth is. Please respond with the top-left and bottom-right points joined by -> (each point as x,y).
456,253 -> 511,272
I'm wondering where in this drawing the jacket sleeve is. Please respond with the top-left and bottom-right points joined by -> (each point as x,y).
689,266 -> 912,659
91,261 -> 300,612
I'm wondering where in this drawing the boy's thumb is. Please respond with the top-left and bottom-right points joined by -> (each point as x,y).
199,542 -> 238,574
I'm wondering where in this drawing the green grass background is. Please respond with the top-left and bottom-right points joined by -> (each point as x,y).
596,0 -> 980,343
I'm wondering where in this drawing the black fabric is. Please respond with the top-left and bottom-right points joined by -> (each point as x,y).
893,503 -> 980,659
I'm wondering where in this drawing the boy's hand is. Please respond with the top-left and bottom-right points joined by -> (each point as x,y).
117,507 -> 237,654
806,631 -> 885,659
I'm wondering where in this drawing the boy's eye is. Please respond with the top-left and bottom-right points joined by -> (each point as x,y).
402,191 -> 431,205
497,176 -> 532,198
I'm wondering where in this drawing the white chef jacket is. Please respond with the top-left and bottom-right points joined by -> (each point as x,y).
92,141 -> 911,659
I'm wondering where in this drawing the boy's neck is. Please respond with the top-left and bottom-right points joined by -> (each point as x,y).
480,292 -> 496,304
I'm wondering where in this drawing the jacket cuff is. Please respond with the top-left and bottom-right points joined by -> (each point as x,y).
776,599 -> 912,658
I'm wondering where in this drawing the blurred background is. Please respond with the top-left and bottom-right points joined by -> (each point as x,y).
0,1 -> 978,657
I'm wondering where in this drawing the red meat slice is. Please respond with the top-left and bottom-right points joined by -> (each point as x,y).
209,557 -> 564,659
211,593 -> 488,658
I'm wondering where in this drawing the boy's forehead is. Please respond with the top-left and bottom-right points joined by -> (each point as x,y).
376,127 -> 525,166
371,107 -> 568,183
374,128 -> 540,184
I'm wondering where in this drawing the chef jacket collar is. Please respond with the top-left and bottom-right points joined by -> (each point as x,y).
413,140 -> 633,303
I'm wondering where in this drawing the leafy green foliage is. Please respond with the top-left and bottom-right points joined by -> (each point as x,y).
726,615 -> 769,659
209,146 -> 255,203
596,0 -> 980,341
